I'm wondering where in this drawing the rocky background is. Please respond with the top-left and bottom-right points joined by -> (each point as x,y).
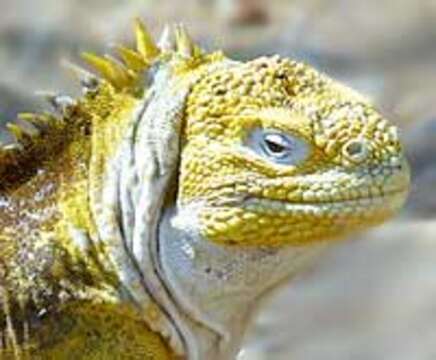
0,0 -> 435,358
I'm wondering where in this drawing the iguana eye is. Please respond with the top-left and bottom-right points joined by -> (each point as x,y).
246,128 -> 310,166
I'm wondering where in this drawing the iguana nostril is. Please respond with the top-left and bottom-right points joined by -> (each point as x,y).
342,139 -> 369,163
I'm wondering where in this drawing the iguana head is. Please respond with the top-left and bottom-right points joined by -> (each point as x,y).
152,26 -> 409,358
178,56 -> 410,247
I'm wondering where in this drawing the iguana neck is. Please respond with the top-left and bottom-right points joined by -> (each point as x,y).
70,63 -> 212,357
158,203 -> 327,360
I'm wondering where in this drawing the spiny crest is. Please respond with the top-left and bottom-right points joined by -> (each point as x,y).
134,18 -> 160,60
0,19 -> 204,159
80,19 -> 202,91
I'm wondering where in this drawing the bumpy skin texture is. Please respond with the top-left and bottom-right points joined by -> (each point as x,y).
0,20 -> 409,359
181,56 -> 407,245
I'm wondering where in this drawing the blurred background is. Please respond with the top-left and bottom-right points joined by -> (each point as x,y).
0,0 -> 435,358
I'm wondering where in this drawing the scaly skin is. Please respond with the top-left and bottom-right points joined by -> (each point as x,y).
0,20 -> 409,359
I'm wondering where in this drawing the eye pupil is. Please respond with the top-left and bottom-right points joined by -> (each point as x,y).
265,139 -> 286,153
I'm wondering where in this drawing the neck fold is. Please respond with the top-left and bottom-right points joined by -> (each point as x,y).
158,204 -> 327,360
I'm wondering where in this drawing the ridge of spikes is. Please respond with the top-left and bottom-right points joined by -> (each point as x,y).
61,60 -> 100,94
6,122 -> 29,143
174,24 -> 197,58
77,18 -> 161,91
78,19 -> 204,92
134,18 -> 160,60
81,52 -> 135,90
2,111 -> 64,147
0,110 -> 68,188
114,45 -> 149,72
35,91 -> 78,117
0,19 -> 206,167
17,112 -> 62,130
0,111 -> 64,165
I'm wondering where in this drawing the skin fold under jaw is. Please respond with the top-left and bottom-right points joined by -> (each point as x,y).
0,20 -> 410,360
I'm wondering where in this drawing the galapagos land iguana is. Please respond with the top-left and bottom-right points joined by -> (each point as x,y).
0,20 -> 410,359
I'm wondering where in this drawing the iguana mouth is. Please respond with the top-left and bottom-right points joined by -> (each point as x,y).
243,189 -> 408,211
245,186 -> 409,206
205,184 -> 409,210
239,163 -> 411,209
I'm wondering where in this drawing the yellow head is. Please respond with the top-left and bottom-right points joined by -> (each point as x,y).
178,56 -> 410,246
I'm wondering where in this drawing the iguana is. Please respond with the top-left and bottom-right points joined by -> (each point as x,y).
0,20 -> 410,359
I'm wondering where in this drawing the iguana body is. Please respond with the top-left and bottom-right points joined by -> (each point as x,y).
0,20 -> 410,359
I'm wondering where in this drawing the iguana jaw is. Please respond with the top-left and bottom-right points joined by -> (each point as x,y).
158,204 -> 328,360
